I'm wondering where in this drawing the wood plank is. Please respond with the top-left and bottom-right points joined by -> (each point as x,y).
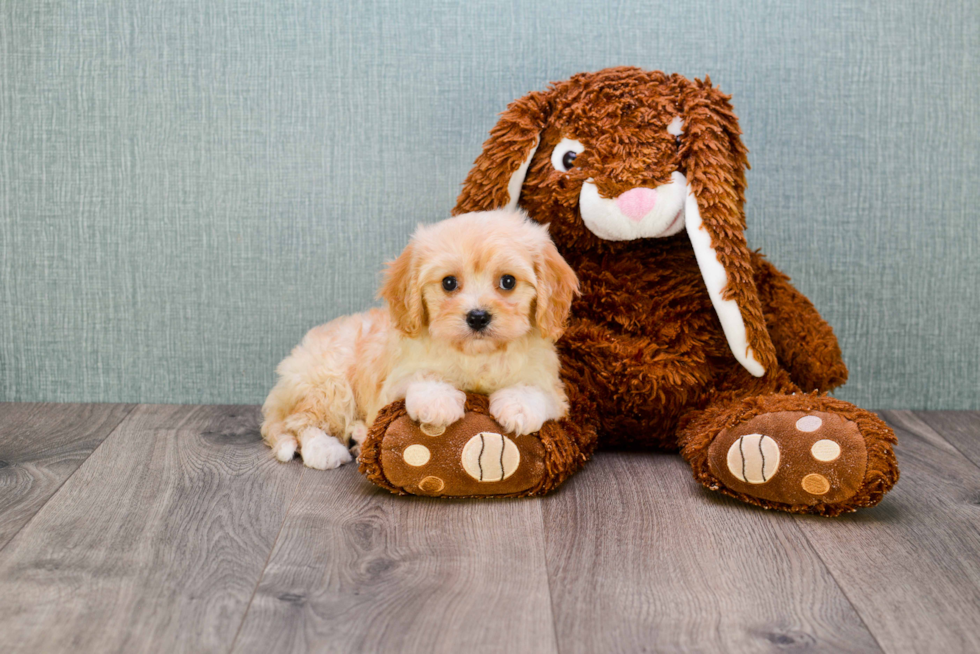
794,411 -> 980,654
0,403 -> 135,550
0,404 -> 304,654
914,411 -> 980,469
541,452 -> 880,653
232,466 -> 558,654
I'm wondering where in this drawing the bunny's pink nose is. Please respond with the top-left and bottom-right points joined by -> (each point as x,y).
616,187 -> 658,222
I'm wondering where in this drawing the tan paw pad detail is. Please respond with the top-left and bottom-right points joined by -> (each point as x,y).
795,415 -> 823,432
810,439 -> 841,462
420,422 -> 445,437
461,432 -> 520,482
418,476 -> 445,493
726,434 -> 780,484
801,473 -> 831,495
403,444 -> 430,466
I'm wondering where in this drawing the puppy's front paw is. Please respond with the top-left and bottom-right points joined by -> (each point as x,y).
405,380 -> 466,427
300,432 -> 353,470
490,385 -> 550,436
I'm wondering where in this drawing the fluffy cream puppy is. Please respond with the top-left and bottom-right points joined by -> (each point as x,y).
260,209 -> 579,470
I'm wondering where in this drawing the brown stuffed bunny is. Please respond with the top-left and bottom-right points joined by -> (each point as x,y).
360,67 -> 899,516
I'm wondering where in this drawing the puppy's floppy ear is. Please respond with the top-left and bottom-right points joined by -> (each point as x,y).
378,241 -> 425,337
453,89 -> 552,215
679,76 -> 777,377
533,235 -> 579,341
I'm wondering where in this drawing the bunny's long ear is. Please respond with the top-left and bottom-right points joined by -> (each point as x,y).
453,90 -> 552,215
681,78 -> 777,377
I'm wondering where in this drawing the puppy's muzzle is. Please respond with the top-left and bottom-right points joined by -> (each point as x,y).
465,309 -> 492,332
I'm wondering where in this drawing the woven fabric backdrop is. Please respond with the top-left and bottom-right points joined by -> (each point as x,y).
1,1 -> 978,409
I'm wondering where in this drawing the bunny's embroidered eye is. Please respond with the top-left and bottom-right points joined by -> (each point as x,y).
551,138 -> 585,173
499,274 -> 516,291
667,116 -> 684,148
442,276 -> 458,292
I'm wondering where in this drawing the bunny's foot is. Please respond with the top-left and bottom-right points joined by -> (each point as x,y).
359,394 -> 592,498
680,394 -> 899,516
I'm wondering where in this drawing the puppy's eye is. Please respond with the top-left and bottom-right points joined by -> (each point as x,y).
499,274 -> 516,291
441,276 -> 458,292
551,138 -> 585,173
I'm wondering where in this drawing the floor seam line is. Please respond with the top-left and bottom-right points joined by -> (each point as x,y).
0,403 -> 139,559
910,410 -> 980,475
539,499 -> 563,654
227,466 -> 306,654
788,514 -> 887,653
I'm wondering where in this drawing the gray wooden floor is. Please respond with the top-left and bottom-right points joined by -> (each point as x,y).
1,405 -> 978,653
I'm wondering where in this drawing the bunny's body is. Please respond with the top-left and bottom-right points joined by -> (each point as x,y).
361,68 -> 899,515
556,237 -> 744,449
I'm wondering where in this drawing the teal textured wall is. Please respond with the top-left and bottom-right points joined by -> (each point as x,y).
1,1 -> 978,408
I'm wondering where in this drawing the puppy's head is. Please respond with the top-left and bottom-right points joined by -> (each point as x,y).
379,209 -> 578,354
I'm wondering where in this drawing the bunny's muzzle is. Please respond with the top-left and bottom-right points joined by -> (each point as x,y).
578,171 -> 688,242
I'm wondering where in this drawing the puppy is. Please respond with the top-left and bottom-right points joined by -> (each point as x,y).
260,208 -> 579,470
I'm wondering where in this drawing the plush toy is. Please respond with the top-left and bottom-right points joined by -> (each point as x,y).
360,67 -> 899,515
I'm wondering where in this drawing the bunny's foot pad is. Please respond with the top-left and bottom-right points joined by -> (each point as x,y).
686,393 -> 900,516
376,413 -> 545,496
359,394 -> 592,498
708,411 -> 869,507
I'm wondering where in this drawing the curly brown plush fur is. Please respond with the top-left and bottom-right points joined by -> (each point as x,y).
438,67 -> 900,515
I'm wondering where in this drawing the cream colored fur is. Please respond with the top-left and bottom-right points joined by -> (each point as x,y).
260,209 -> 579,470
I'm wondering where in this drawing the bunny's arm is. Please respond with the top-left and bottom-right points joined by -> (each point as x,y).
750,252 -> 848,393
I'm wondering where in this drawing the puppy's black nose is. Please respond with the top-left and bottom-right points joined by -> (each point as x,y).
466,309 -> 492,331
